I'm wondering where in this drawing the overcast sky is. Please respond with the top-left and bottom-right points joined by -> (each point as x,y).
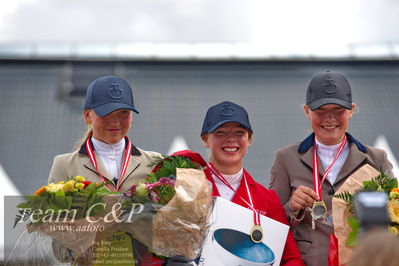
0,0 -> 398,50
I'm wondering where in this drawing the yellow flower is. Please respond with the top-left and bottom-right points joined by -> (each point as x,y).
62,182 -> 75,192
390,188 -> 399,200
75,176 -> 86,182
75,183 -> 84,190
45,183 -> 64,193
388,199 -> 399,224
389,226 -> 399,235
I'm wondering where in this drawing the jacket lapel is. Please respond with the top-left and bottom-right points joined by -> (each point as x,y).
118,156 -> 142,188
299,133 -> 325,177
83,153 -> 114,183
117,144 -> 143,189
80,137 -> 144,190
334,143 -> 367,185
300,146 -> 326,177
298,132 -> 368,187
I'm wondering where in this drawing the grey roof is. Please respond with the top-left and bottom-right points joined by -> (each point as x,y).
1,60 -> 399,194
1,42 -> 399,61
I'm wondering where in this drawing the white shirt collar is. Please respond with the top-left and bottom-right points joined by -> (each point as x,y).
213,168 -> 244,200
91,137 -> 125,155
315,138 -> 350,184
91,137 -> 126,179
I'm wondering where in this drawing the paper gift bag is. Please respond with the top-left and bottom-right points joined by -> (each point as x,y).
332,164 -> 380,265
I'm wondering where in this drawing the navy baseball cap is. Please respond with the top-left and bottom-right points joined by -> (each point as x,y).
201,101 -> 253,136
306,71 -> 352,111
84,75 -> 139,116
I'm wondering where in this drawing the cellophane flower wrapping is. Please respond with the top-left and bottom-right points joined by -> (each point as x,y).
120,165 -> 213,260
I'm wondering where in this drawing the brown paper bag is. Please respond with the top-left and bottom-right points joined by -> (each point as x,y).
122,168 -> 213,259
332,164 -> 379,265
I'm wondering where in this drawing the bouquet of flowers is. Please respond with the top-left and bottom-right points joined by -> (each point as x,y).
387,188 -> 399,232
332,164 -> 397,265
334,171 -> 398,245
13,176 -> 118,263
120,150 -> 213,260
14,176 -> 112,227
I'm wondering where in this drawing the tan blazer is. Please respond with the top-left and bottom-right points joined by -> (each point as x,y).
269,133 -> 393,266
48,140 -> 161,192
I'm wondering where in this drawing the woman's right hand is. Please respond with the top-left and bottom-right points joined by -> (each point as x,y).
289,185 -> 319,216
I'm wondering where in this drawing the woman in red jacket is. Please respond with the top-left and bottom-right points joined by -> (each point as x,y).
200,101 -> 304,266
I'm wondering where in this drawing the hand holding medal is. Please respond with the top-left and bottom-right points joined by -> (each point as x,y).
289,186 -> 319,216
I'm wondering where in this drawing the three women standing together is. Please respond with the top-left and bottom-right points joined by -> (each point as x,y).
49,71 -> 393,266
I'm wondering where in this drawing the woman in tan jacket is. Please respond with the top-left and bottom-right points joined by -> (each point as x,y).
48,75 -> 161,265
269,71 -> 393,266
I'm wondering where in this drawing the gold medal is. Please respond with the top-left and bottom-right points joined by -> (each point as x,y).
311,200 -> 327,219
250,224 -> 263,243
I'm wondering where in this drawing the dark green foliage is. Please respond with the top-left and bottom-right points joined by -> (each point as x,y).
333,191 -> 354,204
147,155 -> 199,183
362,171 -> 398,193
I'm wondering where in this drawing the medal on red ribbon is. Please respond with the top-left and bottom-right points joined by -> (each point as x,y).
312,135 -> 347,221
208,163 -> 263,243
86,136 -> 132,191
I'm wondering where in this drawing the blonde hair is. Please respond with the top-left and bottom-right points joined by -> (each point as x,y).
348,229 -> 399,266
72,109 -> 93,151
72,128 -> 92,151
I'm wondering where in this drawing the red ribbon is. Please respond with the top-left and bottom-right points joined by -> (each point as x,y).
86,136 -> 132,191
207,162 -> 261,226
313,135 -> 347,200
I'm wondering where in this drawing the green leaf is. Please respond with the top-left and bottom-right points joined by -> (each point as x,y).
55,190 -> 65,197
13,208 -> 33,228
333,191 -> 354,204
363,171 -> 397,194
25,195 -> 39,202
16,202 -> 32,209
54,195 -> 68,209
154,184 -> 175,205
346,216 -> 360,246
65,196 -> 73,209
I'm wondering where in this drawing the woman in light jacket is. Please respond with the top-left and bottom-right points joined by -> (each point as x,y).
48,75 -> 161,265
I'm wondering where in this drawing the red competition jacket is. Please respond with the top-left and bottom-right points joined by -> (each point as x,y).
205,167 -> 305,266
